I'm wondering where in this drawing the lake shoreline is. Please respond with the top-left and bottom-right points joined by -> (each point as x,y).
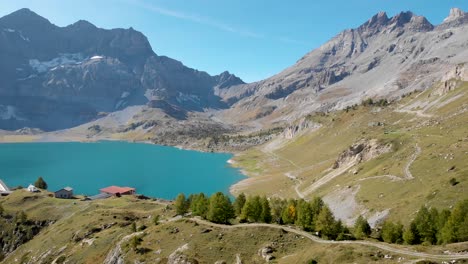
0,139 -> 247,199
0,139 -> 248,198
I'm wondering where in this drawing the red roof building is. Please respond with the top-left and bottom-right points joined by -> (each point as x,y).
100,186 -> 136,195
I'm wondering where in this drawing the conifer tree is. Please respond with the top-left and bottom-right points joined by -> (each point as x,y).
414,206 -> 437,244
315,206 -> 337,239
241,196 -> 262,222
403,222 -> 419,245
270,197 -> 286,224
281,199 -> 297,224
440,199 -> 468,243
191,193 -> 209,218
260,196 -> 272,223
381,221 -> 403,244
174,193 -> 189,215
233,193 -> 246,216
354,215 -> 371,239
207,192 -> 235,224
296,199 -> 313,230
34,176 -> 48,189
310,197 -> 325,229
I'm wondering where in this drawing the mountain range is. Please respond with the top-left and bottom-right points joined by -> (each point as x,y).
0,8 -> 243,131
0,8 -> 467,134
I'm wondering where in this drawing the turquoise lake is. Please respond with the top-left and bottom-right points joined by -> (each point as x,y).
0,141 -> 245,199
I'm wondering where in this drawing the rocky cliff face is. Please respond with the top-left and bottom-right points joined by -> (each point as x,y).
0,9 -> 244,131
218,8 -> 468,126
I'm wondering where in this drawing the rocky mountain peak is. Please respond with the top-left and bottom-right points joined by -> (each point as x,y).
379,11 -> 434,32
438,7 -> 468,29
357,10 -> 432,36
444,8 -> 465,22
68,20 -> 97,30
0,7 -> 52,29
408,15 -> 434,31
215,71 -> 245,89
359,11 -> 389,33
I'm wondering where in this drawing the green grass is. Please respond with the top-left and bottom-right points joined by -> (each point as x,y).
2,190 -> 467,263
233,81 -> 468,224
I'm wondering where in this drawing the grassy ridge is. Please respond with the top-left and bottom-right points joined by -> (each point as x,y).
2,191 -> 467,263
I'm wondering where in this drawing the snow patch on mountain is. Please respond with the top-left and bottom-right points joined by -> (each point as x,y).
121,92 -> 130,98
29,53 -> 84,73
3,28 -> 30,41
90,55 -> 104,60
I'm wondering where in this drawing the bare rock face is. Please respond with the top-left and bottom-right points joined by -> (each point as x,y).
0,9 -> 243,131
434,64 -> 468,95
258,246 -> 275,262
444,8 -> 465,23
333,139 -> 392,169
438,8 -> 468,29
166,244 -> 199,264
283,118 -> 320,139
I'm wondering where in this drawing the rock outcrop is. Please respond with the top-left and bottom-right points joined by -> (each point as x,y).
333,139 -> 392,169
258,246 -> 275,262
439,8 -> 468,29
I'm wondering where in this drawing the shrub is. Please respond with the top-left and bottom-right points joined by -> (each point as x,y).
34,177 -> 48,189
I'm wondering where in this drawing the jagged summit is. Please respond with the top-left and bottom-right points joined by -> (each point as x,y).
362,11 -> 389,28
357,10 -> 433,37
444,7 -> 465,22
438,7 -> 468,29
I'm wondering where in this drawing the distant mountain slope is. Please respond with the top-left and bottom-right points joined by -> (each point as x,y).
1,8 -> 467,135
218,8 -> 468,126
0,8 -> 244,131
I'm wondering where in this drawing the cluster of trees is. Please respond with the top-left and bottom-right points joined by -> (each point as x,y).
174,192 -> 468,246
174,193 -> 349,240
380,200 -> 468,245
175,192 -> 234,224
361,98 -> 389,107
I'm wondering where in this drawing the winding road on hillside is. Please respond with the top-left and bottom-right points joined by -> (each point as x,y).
189,218 -> 468,261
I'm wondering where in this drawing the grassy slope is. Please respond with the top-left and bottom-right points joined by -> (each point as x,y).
3,191 -> 467,264
233,82 -> 468,223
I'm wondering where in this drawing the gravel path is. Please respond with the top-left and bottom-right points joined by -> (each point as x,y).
189,218 -> 468,261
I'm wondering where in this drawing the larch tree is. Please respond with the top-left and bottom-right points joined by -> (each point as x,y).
233,193 -> 246,217
207,192 -> 234,224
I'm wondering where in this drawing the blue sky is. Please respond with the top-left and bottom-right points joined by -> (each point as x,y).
1,0 -> 468,82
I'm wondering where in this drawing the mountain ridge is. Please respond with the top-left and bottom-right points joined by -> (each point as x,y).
0,7 -> 467,136
216,8 -> 468,127
0,8 -> 244,131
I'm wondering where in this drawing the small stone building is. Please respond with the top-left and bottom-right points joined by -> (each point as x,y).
54,187 -> 73,199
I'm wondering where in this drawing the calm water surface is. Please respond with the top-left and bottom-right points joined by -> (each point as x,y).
0,141 -> 245,199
